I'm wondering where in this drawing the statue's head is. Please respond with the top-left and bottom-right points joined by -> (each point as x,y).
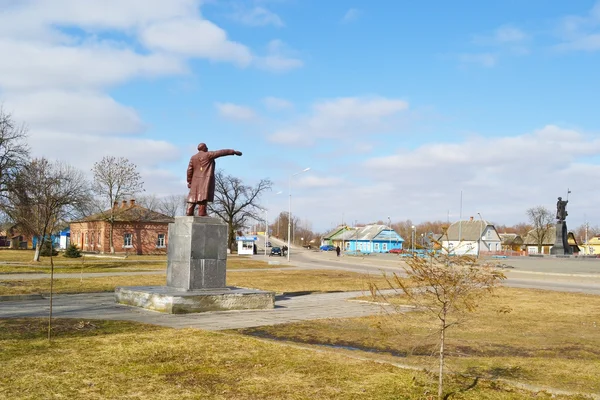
198,143 -> 208,152
558,197 -> 562,200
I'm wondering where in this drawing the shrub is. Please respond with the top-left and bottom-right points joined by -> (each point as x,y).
63,243 -> 82,258
40,239 -> 59,257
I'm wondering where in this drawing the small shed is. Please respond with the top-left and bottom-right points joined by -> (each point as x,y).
236,235 -> 257,255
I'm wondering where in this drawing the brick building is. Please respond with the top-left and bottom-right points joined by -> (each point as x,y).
70,199 -> 174,255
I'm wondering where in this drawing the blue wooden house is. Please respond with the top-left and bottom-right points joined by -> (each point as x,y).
329,224 -> 404,253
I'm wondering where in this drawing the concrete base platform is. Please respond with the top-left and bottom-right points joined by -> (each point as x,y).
115,286 -> 275,314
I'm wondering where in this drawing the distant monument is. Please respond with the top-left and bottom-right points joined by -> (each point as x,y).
115,144 -> 274,314
550,193 -> 572,256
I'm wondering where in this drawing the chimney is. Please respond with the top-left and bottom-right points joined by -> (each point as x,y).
113,201 -> 118,209
121,200 -> 127,208
130,199 -> 135,207
469,216 -> 473,221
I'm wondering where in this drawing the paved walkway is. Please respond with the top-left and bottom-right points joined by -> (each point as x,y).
0,290 -> 386,331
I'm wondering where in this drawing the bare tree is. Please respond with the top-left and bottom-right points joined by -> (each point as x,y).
573,223 -> 599,245
0,106 -> 30,199
158,194 -> 186,217
4,158 -> 91,341
208,170 -> 272,251
5,158 -> 91,261
91,156 -> 144,253
526,206 -> 554,253
369,241 -> 505,399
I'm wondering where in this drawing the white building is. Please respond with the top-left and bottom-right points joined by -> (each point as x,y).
440,217 -> 501,256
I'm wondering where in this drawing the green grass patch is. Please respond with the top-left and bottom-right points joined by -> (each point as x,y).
0,318 -> 582,399
237,288 -> 600,396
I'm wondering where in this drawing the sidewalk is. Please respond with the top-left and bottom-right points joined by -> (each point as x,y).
0,290 -> 385,331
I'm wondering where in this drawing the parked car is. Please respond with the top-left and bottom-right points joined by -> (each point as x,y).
270,246 -> 282,256
320,244 -> 336,251
388,248 -> 403,254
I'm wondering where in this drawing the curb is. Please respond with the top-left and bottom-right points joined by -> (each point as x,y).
0,294 -> 45,302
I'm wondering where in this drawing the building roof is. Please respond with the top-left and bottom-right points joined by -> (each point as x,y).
523,226 -> 556,245
76,200 -> 174,224
444,220 -> 493,241
333,224 -> 403,242
499,233 -> 523,245
322,225 -> 350,240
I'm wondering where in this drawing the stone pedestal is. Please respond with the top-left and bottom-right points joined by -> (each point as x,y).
167,217 -> 227,290
115,216 -> 275,314
550,221 -> 572,255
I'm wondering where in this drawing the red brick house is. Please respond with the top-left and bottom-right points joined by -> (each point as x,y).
70,199 -> 174,255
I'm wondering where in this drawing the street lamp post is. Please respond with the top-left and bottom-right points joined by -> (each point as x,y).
264,191 -> 283,256
288,167 -> 310,261
477,212 -> 483,258
411,225 -> 416,255
387,216 -> 391,252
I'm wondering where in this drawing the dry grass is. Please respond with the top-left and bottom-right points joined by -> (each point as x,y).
0,318 -> 582,400
0,252 -> 286,273
227,269 -> 390,293
1,270 -> 386,296
238,287 -> 600,396
0,275 -> 167,295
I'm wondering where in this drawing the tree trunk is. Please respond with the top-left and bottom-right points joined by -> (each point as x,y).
438,318 -> 446,399
33,235 -> 43,262
109,220 -> 115,254
228,223 -> 235,252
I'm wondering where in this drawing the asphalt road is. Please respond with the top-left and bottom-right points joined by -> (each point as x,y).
261,236 -> 600,295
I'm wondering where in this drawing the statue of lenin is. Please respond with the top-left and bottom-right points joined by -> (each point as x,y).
186,143 -> 242,217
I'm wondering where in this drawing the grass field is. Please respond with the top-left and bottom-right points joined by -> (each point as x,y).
0,250 -> 285,273
0,270 -> 388,296
237,287 -> 600,397
0,318 -> 587,400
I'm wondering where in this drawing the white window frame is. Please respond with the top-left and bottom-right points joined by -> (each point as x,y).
156,233 -> 166,248
124,233 -> 133,248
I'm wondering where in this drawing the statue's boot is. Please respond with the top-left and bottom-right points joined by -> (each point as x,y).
185,203 -> 196,216
198,204 -> 208,217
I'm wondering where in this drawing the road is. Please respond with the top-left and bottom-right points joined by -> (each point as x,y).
262,235 -> 600,295
2,234 -> 600,295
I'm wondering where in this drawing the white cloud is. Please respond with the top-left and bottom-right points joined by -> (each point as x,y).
473,25 -> 528,45
0,0 -> 269,200
283,125 -> 600,233
139,19 -> 252,66
263,96 -> 294,111
555,1 -> 600,52
231,6 -> 284,27
463,24 -> 529,66
215,103 -> 258,121
4,90 -> 145,135
268,96 -> 409,145
0,39 -> 185,91
341,8 -> 360,23
255,39 -> 303,72
458,53 -> 497,68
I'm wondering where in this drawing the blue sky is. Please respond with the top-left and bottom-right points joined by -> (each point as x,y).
1,0 -> 600,232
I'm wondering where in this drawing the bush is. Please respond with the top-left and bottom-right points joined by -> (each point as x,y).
39,239 -> 58,257
64,243 -> 82,258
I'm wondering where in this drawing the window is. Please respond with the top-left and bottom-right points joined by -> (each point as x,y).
124,233 -> 132,248
156,233 -> 165,248
98,232 -> 101,245
90,232 -> 94,246
374,243 -> 380,251
382,243 -> 388,251
84,233 -> 88,245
